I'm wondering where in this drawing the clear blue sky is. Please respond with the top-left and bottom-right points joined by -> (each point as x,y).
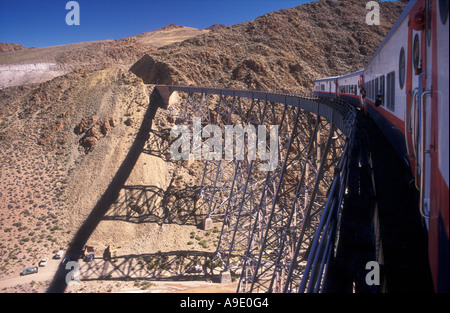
0,0 -> 317,48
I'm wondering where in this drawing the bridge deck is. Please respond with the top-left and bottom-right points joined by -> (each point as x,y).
325,110 -> 433,293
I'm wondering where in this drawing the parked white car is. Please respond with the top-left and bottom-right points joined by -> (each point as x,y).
38,258 -> 48,267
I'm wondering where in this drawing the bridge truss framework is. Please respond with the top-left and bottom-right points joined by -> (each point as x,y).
154,85 -> 356,293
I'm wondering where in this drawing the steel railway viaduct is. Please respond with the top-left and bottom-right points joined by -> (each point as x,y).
47,85 -> 432,293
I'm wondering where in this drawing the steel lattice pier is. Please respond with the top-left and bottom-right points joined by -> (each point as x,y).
153,85 -> 356,293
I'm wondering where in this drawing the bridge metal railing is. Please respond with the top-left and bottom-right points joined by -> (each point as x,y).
298,121 -> 355,292
166,86 -> 356,137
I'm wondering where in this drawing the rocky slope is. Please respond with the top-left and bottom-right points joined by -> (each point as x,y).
131,0 -> 408,92
0,25 -> 210,89
0,43 -> 27,53
0,39 -> 149,89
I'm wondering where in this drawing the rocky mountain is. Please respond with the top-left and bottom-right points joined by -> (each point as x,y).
0,43 -> 27,53
131,0 -> 408,92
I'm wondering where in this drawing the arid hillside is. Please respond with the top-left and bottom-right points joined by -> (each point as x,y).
0,25 -> 210,89
0,0 -> 407,292
131,0 -> 407,92
127,24 -> 210,48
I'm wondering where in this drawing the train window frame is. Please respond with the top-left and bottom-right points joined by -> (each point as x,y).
380,75 -> 385,106
375,77 -> 379,97
387,71 -> 396,111
371,80 -> 375,99
413,35 -> 420,71
439,0 -> 449,24
399,47 -> 406,89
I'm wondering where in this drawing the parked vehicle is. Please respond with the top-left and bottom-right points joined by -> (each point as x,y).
20,267 -> 38,276
38,258 -> 48,267
84,253 -> 94,262
54,251 -> 63,259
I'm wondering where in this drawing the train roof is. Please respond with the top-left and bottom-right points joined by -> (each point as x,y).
314,76 -> 339,83
365,0 -> 418,68
314,69 -> 363,83
337,70 -> 364,80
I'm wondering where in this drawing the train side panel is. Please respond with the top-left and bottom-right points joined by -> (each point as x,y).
363,11 -> 410,169
313,77 -> 337,98
314,0 -> 448,292
337,70 -> 363,108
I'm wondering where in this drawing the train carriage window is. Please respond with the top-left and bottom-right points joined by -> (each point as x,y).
399,47 -> 406,89
387,71 -> 395,111
413,35 -> 420,71
371,80 -> 375,99
439,0 -> 449,24
380,75 -> 385,105
375,77 -> 379,98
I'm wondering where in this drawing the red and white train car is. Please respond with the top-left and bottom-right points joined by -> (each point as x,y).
337,70 -> 364,108
313,70 -> 364,108
314,0 -> 449,292
313,75 -> 339,98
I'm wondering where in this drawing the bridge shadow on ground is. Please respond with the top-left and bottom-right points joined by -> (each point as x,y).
76,250 -> 218,283
47,89 -> 167,293
103,182 -> 203,226
143,127 -> 174,162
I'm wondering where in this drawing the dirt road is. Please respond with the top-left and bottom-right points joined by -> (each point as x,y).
0,256 -> 239,293
0,257 -> 61,290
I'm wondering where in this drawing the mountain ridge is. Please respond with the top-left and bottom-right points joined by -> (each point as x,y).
131,0 -> 408,92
